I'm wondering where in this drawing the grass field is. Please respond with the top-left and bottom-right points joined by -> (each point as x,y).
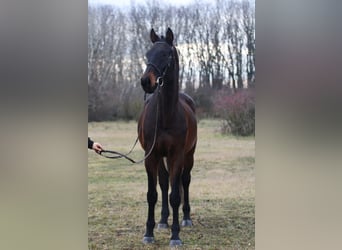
88,119 -> 255,250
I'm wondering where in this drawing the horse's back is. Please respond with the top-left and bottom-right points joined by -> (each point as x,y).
179,93 -> 197,153
179,92 -> 196,113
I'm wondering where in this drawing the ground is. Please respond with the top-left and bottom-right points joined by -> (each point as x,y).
88,119 -> 255,249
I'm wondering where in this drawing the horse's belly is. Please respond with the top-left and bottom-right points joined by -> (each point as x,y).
157,131 -> 195,155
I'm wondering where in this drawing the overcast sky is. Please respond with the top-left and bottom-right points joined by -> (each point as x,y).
89,0 -> 212,8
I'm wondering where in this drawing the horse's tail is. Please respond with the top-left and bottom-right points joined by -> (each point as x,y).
179,178 -> 184,205
163,157 -> 184,204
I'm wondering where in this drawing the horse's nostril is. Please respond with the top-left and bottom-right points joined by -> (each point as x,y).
141,77 -> 149,87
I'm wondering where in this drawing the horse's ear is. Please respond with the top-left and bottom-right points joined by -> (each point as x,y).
165,27 -> 174,45
150,28 -> 160,43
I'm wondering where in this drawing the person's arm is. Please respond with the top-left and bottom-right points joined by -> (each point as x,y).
88,137 -> 94,149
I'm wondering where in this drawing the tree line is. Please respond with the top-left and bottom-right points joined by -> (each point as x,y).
88,0 -> 255,121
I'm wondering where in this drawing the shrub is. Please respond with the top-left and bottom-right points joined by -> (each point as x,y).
192,87 -> 215,119
88,84 -> 120,121
117,85 -> 145,121
214,88 -> 255,136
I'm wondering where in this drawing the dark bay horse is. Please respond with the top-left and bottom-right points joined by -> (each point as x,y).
138,28 -> 197,246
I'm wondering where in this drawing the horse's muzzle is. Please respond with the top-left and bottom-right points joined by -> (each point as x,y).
141,75 -> 157,94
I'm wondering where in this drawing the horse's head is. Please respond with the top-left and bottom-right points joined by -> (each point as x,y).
141,28 -> 174,93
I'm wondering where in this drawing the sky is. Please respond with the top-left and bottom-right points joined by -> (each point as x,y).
89,0 -> 212,8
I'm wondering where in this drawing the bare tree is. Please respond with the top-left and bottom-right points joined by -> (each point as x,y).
242,0 -> 255,87
224,1 -> 237,89
88,5 -> 127,120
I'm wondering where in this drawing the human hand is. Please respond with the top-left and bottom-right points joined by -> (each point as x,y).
92,142 -> 104,153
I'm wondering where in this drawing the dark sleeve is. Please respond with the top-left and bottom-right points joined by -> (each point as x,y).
88,137 -> 94,149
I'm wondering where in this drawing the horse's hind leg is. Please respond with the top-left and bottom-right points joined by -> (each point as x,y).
182,147 -> 195,227
158,158 -> 170,229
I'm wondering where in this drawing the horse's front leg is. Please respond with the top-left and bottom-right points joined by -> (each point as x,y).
143,156 -> 158,244
168,156 -> 184,246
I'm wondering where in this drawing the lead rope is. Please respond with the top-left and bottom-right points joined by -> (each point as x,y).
98,84 -> 161,164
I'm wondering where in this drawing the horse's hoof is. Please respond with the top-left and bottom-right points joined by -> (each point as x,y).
142,236 -> 155,244
181,219 -> 193,227
157,223 -> 169,229
170,239 -> 182,246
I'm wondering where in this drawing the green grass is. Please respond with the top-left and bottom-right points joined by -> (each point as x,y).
88,119 -> 255,249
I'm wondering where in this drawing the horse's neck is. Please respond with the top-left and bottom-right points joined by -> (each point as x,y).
159,75 -> 179,127
159,47 -> 179,127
